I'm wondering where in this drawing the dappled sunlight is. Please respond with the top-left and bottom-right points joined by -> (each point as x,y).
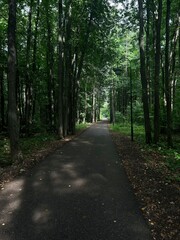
71,140 -> 93,146
0,179 -> 24,227
32,207 -> 51,224
49,161 -> 108,195
1,179 -> 24,194
73,178 -> 87,188
60,163 -> 79,179
0,198 -> 22,226
0,122 -> 151,240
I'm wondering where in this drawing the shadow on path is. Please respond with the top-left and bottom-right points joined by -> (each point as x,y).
0,122 -> 152,240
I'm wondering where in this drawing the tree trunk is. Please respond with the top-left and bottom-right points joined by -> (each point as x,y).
138,0 -> 152,144
170,13 -> 180,111
154,0 -> 162,143
58,0 -> 64,139
0,66 -> 5,130
46,2 -> 55,130
72,9 -> 94,130
165,0 -> 172,147
92,87 -> 96,123
8,0 -> 21,161
32,0 -> 40,121
146,0 -> 151,104
25,0 -> 33,135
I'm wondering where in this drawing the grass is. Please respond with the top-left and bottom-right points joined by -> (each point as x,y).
0,133 -> 57,168
0,123 -> 90,168
75,122 -> 90,132
111,122 -> 180,181
110,123 -> 145,142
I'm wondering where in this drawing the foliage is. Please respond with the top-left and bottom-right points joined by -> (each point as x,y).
111,122 -> 180,180
110,123 -> 145,141
0,133 -> 57,167
75,123 -> 89,131
0,0 -> 179,161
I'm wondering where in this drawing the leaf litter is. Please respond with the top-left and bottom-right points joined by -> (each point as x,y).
111,132 -> 179,240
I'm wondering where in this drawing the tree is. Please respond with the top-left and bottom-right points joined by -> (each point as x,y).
7,0 -> 21,161
154,0 -> 162,143
165,0 -> 173,147
138,0 -> 152,144
57,0 -> 64,139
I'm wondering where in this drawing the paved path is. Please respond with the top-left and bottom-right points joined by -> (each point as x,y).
0,122 -> 152,240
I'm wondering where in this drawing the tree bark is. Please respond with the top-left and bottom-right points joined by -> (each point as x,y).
58,0 -> 64,139
46,1 -> 55,130
25,0 -> 33,135
146,0 -> 151,104
0,66 -> 5,130
138,0 -> 152,144
154,0 -> 162,143
32,0 -> 40,120
165,0 -> 173,147
8,0 -> 21,161
171,14 -> 180,112
92,87 -> 96,123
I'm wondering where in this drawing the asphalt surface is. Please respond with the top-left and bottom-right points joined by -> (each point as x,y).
0,122 -> 152,240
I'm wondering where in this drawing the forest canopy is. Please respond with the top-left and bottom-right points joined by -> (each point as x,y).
0,0 -> 179,162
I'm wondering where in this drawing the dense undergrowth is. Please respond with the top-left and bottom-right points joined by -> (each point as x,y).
110,123 -> 180,182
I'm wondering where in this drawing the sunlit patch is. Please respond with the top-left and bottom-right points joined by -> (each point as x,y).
32,209 -> 51,224
0,178 -> 25,227
64,138 -> 71,142
73,178 -> 87,188
78,140 -> 93,145
2,179 -> 24,194
8,199 -> 21,210
61,163 -> 78,178
33,181 -> 42,187
0,198 -> 22,226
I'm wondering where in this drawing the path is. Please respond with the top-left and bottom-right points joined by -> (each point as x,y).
0,122 -> 152,240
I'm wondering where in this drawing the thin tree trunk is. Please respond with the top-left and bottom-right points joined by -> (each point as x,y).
46,2 -> 55,130
161,53 -> 166,130
146,0 -> 151,104
25,0 -> 33,135
165,0 -> 172,147
8,0 -> 21,161
154,0 -> 162,143
138,0 -> 152,144
83,85 -> 87,123
92,87 -> 96,123
58,0 -> 64,139
171,15 -> 180,111
32,0 -> 40,120
0,66 -> 5,130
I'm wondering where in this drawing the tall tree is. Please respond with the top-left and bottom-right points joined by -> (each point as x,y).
7,0 -> 21,161
45,0 -> 55,129
57,0 -> 64,139
25,0 -> 33,135
154,0 -> 162,143
31,0 -> 40,120
138,0 -> 152,144
0,55 -> 5,130
165,0 -> 172,147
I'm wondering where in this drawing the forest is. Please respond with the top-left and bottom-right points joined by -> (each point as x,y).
0,0 -> 179,165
